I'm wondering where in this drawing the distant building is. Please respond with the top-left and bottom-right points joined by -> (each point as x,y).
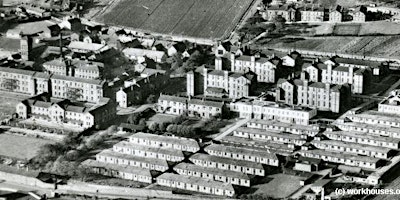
329,6 -> 343,22
230,98 -> 317,125
300,5 -> 325,22
122,48 -> 166,63
263,5 -> 297,22
0,67 -> 50,95
43,58 -> 104,79
378,90 -> 400,115
68,41 -> 109,54
229,54 -> 279,83
349,7 -> 366,22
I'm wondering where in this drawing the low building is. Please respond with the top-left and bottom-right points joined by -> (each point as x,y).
329,6 -> 343,22
68,41 -> 109,54
122,48 -> 166,63
156,173 -> 235,197
128,132 -> 200,153
220,135 -> 296,156
95,149 -> 169,172
297,149 -> 382,169
82,160 -> 153,183
233,126 -> 307,146
204,144 -> 279,166
378,90 -> 400,115
311,140 -> 392,159
16,93 -> 116,131
113,141 -> 185,162
323,129 -> 400,149
174,163 -> 250,187
189,153 -> 265,176
230,98 -> 317,125
157,94 -> 225,119
247,119 -> 321,137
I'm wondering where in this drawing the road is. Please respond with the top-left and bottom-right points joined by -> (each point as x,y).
213,118 -> 249,141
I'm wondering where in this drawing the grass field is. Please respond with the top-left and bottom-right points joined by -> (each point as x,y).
0,133 -> 54,160
0,96 -> 20,121
252,174 -> 306,199
98,0 -> 254,39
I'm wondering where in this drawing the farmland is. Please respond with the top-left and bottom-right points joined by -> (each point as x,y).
261,35 -> 400,59
97,0 -> 255,39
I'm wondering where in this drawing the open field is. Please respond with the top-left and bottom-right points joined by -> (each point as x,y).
263,35 -> 400,59
252,173 -> 306,199
147,113 -> 178,124
97,0 -> 254,39
0,133 -> 54,160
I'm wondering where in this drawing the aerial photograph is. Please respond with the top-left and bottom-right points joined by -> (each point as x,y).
1,0 -> 400,199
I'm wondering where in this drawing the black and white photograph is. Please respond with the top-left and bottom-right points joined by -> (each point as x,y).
0,0 -> 400,199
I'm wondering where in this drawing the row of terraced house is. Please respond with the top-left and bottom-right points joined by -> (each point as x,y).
82,132 -> 280,197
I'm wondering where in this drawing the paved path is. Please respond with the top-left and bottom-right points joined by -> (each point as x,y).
213,118 -> 249,141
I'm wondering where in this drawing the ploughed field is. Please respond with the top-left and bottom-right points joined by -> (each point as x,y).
98,0 -> 254,39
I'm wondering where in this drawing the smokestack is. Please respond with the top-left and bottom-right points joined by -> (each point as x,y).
59,31 -> 63,60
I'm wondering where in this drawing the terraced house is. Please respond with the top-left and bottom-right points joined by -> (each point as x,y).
128,132 -> 200,153
189,153 -> 265,176
156,173 -> 235,197
113,141 -> 185,162
204,144 -> 279,167
173,163 -> 251,187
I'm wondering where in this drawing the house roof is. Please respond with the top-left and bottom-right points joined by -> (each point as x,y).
81,159 -> 152,177
114,141 -> 185,158
189,153 -> 264,170
129,132 -> 199,150
298,149 -> 381,164
157,173 -> 235,191
205,144 -> 278,161
206,87 -> 226,94
65,105 -> 87,113
97,149 -> 169,168
309,82 -> 327,89
122,48 -> 165,60
68,41 -> 108,52
0,67 -> 36,76
174,163 -> 250,180
333,57 -> 381,68
235,127 -> 305,141
51,74 -> 104,85
158,94 -> 187,103
188,98 -> 224,108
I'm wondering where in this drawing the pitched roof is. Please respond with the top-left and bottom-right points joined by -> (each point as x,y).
81,159 -> 152,177
97,149 -> 169,168
188,99 -> 224,108
174,163 -> 249,180
68,41 -> 108,52
122,48 -> 165,60
157,173 -> 235,191
189,153 -> 264,170
158,94 -> 187,103
51,74 -> 104,85
205,144 -> 278,160
129,132 -> 199,150
114,141 -> 185,158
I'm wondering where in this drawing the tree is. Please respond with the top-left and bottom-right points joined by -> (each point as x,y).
65,150 -> 80,161
148,122 -> 159,132
66,87 -> 83,101
166,52 -> 183,70
272,15 -> 286,29
1,78 -> 18,91
146,94 -> 156,104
